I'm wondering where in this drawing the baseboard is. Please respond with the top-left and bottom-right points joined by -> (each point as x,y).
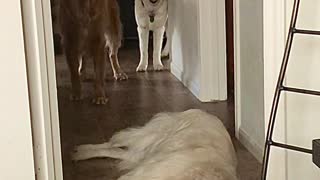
170,62 -> 201,100
238,128 -> 264,163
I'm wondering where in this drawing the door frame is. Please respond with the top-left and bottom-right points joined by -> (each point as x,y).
23,0 -> 232,178
234,0 -> 288,178
21,0 -> 63,179
23,0 -> 281,179
233,0 -> 241,139
262,0 -> 288,179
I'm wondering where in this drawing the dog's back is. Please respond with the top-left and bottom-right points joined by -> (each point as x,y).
114,110 -> 238,180
60,0 -> 122,51
59,0 -> 127,102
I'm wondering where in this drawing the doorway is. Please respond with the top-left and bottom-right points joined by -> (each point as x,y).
53,2 -> 237,179
23,0 -> 261,179
226,0 -> 235,97
118,0 -> 138,40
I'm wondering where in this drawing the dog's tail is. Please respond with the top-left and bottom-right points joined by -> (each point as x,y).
106,0 -> 123,47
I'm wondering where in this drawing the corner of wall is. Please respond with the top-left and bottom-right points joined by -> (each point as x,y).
239,128 -> 264,163
170,62 -> 201,99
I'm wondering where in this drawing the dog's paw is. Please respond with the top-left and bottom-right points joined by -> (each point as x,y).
92,97 -> 108,105
136,63 -> 148,72
114,72 -> 128,81
153,63 -> 164,71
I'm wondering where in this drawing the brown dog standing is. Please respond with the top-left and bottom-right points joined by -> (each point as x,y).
60,0 -> 127,104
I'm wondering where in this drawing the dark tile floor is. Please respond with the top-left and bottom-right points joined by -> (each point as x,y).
56,41 -> 261,180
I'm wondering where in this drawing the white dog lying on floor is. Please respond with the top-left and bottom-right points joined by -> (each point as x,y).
135,0 -> 169,72
72,109 -> 238,180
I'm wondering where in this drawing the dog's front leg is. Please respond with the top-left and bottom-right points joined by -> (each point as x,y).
161,35 -> 170,58
136,27 -> 149,72
153,26 -> 165,71
65,52 -> 82,100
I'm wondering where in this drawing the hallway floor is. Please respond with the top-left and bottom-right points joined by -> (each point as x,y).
56,41 -> 261,180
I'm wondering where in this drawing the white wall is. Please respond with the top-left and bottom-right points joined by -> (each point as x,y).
169,0 -> 201,97
236,0 -> 265,161
168,0 -> 227,102
284,0 -> 320,179
263,0 -> 320,179
263,0 -> 288,179
0,0 -> 35,180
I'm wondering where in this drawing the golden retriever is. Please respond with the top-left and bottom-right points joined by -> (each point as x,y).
60,0 -> 127,104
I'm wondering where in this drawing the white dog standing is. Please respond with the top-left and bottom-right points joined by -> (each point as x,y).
135,0 -> 169,72
73,109 -> 238,180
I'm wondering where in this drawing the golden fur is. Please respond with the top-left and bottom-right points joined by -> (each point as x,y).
60,0 -> 127,104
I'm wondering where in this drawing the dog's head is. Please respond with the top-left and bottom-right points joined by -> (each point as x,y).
140,0 -> 166,12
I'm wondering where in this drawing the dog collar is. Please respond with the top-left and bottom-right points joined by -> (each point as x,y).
140,0 -> 164,23
140,0 -> 154,22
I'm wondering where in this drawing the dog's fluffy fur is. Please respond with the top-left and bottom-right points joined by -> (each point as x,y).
135,0 -> 169,72
60,0 -> 127,104
73,109 -> 238,180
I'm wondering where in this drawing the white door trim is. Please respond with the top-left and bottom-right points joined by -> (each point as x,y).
234,0 -> 288,178
233,0 -> 241,139
233,0 -> 287,142
263,0 -> 288,179
199,0 -> 227,102
21,0 -> 63,179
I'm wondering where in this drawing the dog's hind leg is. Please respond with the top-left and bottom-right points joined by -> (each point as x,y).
79,55 -> 91,81
153,26 -> 165,71
72,147 -> 127,161
109,127 -> 148,148
136,27 -> 149,72
75,128 -> 145,154
108,44 -> 128,80
75,142 -> 112,152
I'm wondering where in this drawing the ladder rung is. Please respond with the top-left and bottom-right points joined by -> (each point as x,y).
293,28 -> 320,36
270,141 -> 313,154
281,86 -> 320,96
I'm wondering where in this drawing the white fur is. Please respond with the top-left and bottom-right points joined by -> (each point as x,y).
73,109 -> 238,180
135,0 -> 169,71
